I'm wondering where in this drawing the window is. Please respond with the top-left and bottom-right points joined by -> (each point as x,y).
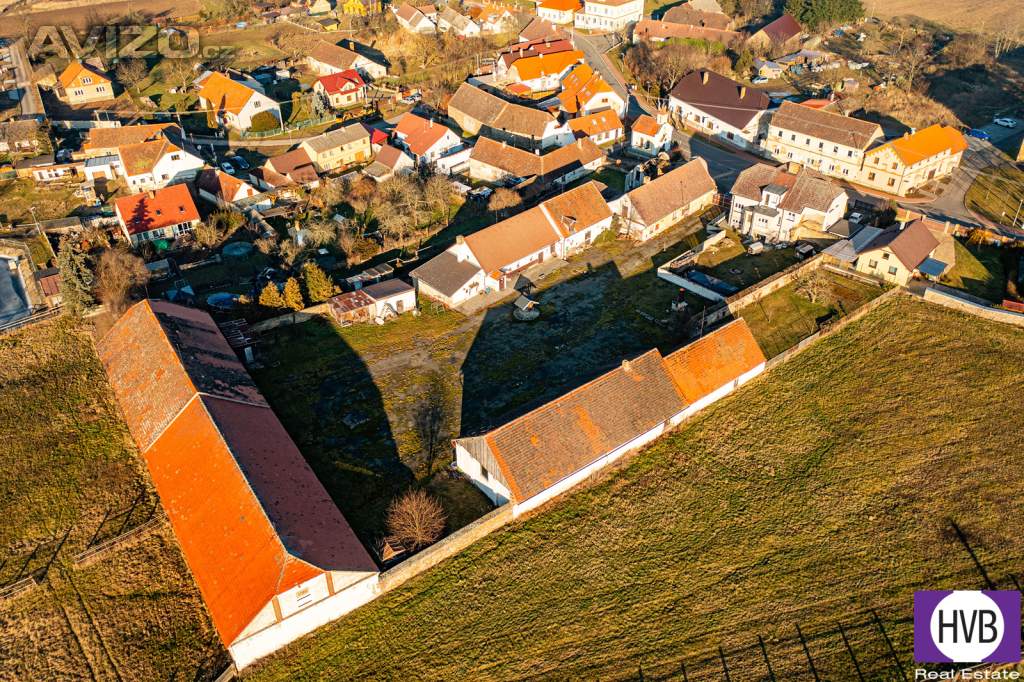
888,178 -> 896,187
833,146 -> 839,153
868,259 -> 878,269
888,266 -> 898,276
847,150 -> 854,157
868,172 -> 876,181
790,134 -> 796,141
296,588 -> 313,608
171,153 -> 180,161
805,137 -> 810,145
882,253 -> 890,260
480,464 -> 489,479
82,76 -> 92,84
818,142 -> 824,150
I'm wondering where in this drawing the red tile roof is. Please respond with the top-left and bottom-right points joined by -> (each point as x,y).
662,319 -> 766,404
113,184 -> 200,236
99,300 -> 375,646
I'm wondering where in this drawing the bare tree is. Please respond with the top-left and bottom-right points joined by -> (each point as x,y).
901,36 -> 933,92
386,489 -> 446,551
304,219 -> 338,247
794,270 -> 834,306
96,248 -> 150,318
115,58 -> 148,91
414,377 -> 447,476
488,187 -> 521,221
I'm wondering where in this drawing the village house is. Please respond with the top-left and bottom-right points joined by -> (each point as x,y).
661,2 -> 732,28
748,13 -> 803,54
470,5 -> 517,32
536,0 -> 582,24
454,318 -> 766,515
328,278 -> 417,324
506,49 -> 585,93
436,7 -> 481,37
117,137 -> 205,192
754,58 -> 786,79
468,135 -> 603,186
258,148 -> 320,188
766,101 -> 883,181
80,123 -> 175,157
196,71 -> 282,132
411,182 -> 611,307
631,19 -> 741,44
394,3 -> 436,32
852,220 -> 947,286
858,125 -> 967,197
519,16 -> 571,42
569,109 -> 625,146
494,37 -> 576,80
313,69 -> 367,109
55,61 -> 114,105
393,113 -> 464,168
338,0 -> 369,15
307,0 -> 333,14
15,155 -> 80,182
629,113 -> 673,156
668,70 -> 771,151
574,0 -> 644,32
299,122 -> 372,173
307,41 -> 388,80
729,163 -> 848,243
558,64 -> 626,118
614,158 -> 716,241
196,168 -> 265,209
362,144 -> 415,182
447,83 -> 574,149
113,184 -> 201,246
99,300 -> 378,671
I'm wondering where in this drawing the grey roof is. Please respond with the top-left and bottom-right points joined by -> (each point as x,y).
823,225 -> 882,262
827,218 -> 855,238
302,123 -> 369,154
410,249 -> 481,297
363,277 -> 414,300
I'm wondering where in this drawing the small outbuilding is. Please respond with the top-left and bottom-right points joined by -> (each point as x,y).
328,278 -> 416,324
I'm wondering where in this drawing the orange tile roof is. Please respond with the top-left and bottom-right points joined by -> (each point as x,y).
395,112 -> 455,157
558,64 -> 614,113
870,124 -> 968,166
197,72 -> 258,114
539,0 -> 581,11
82,123 -> 175,152
569,109 -> 623,137
113,184 -> 200,236
58,61 -> 110,89
631,114 -> 662,137
117,137 -> 181,176
99,301 -> 375,646
662,318 -> 766,404
510,49 -> 584,82
197,168 -> 256,202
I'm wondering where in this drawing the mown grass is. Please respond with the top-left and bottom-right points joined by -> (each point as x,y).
246,297 -> 1024,681
939,239 -> 1007,302
0,318 -> 222,681
966,163 -> 1024,227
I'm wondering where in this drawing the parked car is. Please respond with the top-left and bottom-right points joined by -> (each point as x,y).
994,117 -> 1018,129
230,155 -> 250,170
967,128 -> 991,141
751,76 -> 769,85
468,186 -> 493,201
219,160 -> 237,174
795,242 -> 816,260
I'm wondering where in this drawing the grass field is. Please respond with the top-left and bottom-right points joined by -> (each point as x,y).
965,164 -> 1024,227
0,180 -> 81,224
245,297 -> 1024,681
0,319 -> 222,681
870,0 -> 1024,31
939,239 -> 1008,302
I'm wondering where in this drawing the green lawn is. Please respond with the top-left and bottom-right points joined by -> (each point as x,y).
939,239 -> 1007,302
592,167 -> 627,194
246,297 -> 1024,680
965,163 -> 1024,226
0,318 -> 221,680
735,269 -> 885,359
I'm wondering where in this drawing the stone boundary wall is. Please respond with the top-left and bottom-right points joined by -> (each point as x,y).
250,303 -> 329,332
923,285 -> 1024,329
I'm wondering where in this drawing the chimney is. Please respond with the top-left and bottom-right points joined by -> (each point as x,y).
347,40 -> 355,50
501,140 -> 507,148
701,71 -> 709,85
148,190 -> 156,199
456,234 -> 465,244
534,148 -> 540,155
739,85 -> 747,99
787,161 -> 802,174
621,358 -> 632,372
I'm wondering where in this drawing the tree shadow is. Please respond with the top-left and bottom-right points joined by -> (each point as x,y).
250,316 -> 408,548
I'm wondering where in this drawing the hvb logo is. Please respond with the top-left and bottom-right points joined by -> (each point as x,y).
914,591 -> 1021,663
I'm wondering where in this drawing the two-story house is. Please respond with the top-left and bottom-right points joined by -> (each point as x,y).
196,72 -> 282,132
113,184 -> 201,246
447,83 -> 574,150
729,163 -> 848,243
313,70 -> 367,109
298,123 -> 372,173
766,101 -> 883,181
574,0 -> 644,31
668,70 -> 771,151
613,158 -> 716,241
393,113 -> 464,168
56,61 -> 114,105
858,125 -> 967,197
558,64 -> 626,117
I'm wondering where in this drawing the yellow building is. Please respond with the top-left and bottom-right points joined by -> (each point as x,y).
56,61 -> 114,105
298,122 -> 371,172
859,125 -> 967,197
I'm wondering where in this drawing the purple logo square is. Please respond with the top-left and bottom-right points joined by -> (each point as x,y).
914,590 -> 1021,663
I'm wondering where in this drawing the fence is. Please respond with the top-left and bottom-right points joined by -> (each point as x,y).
73,513 -> 165,568
250,302 -> 330,332
239,115 -> 336,140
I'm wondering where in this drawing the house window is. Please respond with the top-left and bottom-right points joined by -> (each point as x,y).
480,464 -> 489,479
887,178 -> 896,187
888,266 -> 898,276
847,150 -> 854,157
296,588 -> 313,608
868,259 -> 878,268
82,76 -> 92,85
253,100 -> 261,109
882,253 -> 889,260
171,153 -> 180,161
868,172 -> 876,181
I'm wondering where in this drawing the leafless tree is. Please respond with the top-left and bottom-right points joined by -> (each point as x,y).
414,377 -> 447,476
304,219 -> 338,247
96,248 -> 150,318
488,187 -> 521,221
115,58 -> 148,91
386,489 -> 446,551
794,270 -> 834,306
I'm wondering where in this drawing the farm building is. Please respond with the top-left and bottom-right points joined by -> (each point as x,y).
98,300 -> 379,671
454,319 -> 766,515
328,279 -> 417,324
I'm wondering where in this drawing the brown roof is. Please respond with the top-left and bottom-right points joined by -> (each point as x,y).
83,123 -> 176,152
266,148 -> 318,184
669,70 -> 770,130
632,19 -> 742,44
99,301 -> 374,646
309,41 -> 363,70
541,181 -> 612,238
117,137 -> 180,176
662,4 -> 731,29
771,100 -> 882,151
866,220 -> 939,270
519,17 -> 570,42
480,349 -> 687,501
626,158 -> 716,226
448,83 -> 559,139
470,136 -> 603,182
197,168 -> 256,202
731,163 -> 844,213
395,2 -> 423,22
757,13 -> 802,44
661,319 -> 765,404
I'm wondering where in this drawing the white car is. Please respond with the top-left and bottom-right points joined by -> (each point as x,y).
994,117 -> 1018,129
751,77 -> 769,85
